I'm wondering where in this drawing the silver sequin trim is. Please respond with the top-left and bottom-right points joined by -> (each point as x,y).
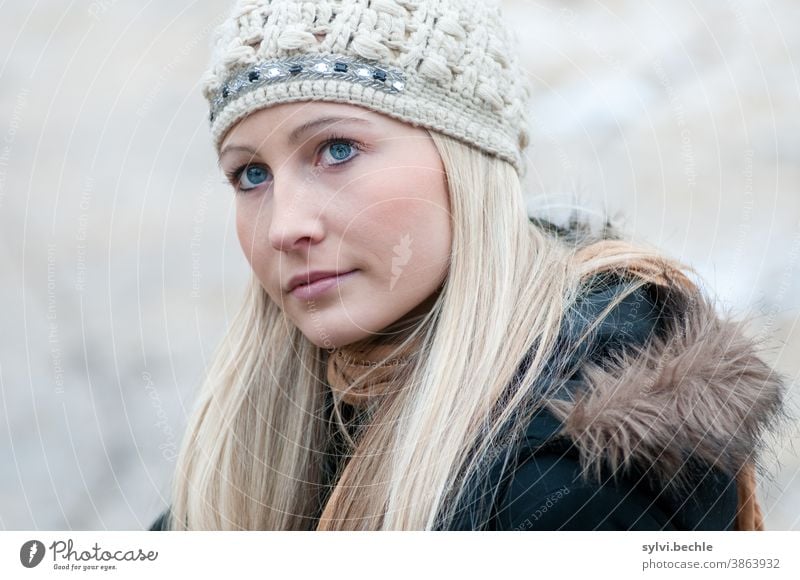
209,54 -> 407,122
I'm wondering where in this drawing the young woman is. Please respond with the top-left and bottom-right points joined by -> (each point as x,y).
149,0 -> 787,531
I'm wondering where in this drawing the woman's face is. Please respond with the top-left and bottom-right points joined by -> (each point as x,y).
218,102 -> 452,348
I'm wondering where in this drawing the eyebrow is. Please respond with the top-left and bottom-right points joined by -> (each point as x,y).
218,115 -> 372,159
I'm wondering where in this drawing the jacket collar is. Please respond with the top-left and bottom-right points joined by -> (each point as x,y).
526,276 -> 788,494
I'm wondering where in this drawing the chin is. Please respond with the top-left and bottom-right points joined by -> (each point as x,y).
294,314 -> 370,350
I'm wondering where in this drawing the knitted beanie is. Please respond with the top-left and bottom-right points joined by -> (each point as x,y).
201,0 -> 533,176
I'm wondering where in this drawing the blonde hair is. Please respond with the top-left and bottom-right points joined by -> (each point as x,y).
166,130 -> 695,530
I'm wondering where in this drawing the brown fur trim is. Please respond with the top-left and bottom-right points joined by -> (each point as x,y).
545,288 -> 788,494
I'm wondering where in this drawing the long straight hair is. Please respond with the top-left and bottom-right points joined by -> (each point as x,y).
166,129 -> 694,530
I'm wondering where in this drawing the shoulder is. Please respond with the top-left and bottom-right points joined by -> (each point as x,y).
490,273 -> 748,530
495,451 -> 678,530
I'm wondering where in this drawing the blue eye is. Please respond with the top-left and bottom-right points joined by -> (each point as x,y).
328,142 -> 352,161
321,137 -> 359,165
226,136 -> 361,194
238,165 -> 269,190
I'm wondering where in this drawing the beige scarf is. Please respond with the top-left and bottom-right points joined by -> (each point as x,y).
325,313 -> 427,408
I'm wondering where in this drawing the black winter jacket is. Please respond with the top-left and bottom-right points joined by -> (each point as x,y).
149,271 -> 784,531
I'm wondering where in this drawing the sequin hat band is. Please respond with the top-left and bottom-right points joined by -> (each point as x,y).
209,54 -> 406,123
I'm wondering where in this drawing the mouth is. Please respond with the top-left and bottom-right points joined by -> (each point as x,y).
288,269 -> 359,300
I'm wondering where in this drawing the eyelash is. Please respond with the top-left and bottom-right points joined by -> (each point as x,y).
224,133 -> 363,194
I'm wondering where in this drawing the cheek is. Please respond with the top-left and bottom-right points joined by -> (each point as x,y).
364,167 -> 449,243
352,176 -> 451,286
235,203 -> 278,295
235,206 -> 256,263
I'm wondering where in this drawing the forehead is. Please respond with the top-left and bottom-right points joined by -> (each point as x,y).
221,101 -> 380,147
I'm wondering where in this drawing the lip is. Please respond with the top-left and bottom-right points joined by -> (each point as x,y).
288,269 -> 359,300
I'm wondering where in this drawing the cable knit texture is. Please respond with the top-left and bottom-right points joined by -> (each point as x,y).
202,0 -> 533,175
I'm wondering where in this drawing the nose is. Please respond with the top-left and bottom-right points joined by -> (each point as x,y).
268,169 -> 325,252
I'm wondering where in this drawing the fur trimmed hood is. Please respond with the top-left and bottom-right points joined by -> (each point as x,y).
540,276 -> 789,494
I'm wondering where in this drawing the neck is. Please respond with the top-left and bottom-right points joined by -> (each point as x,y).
325,295 -> 438,408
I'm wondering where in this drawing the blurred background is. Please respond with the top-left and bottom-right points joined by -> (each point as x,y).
1,0 -> 798,530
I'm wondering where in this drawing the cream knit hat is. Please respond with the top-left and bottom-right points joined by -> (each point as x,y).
202,0 -> 533,176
